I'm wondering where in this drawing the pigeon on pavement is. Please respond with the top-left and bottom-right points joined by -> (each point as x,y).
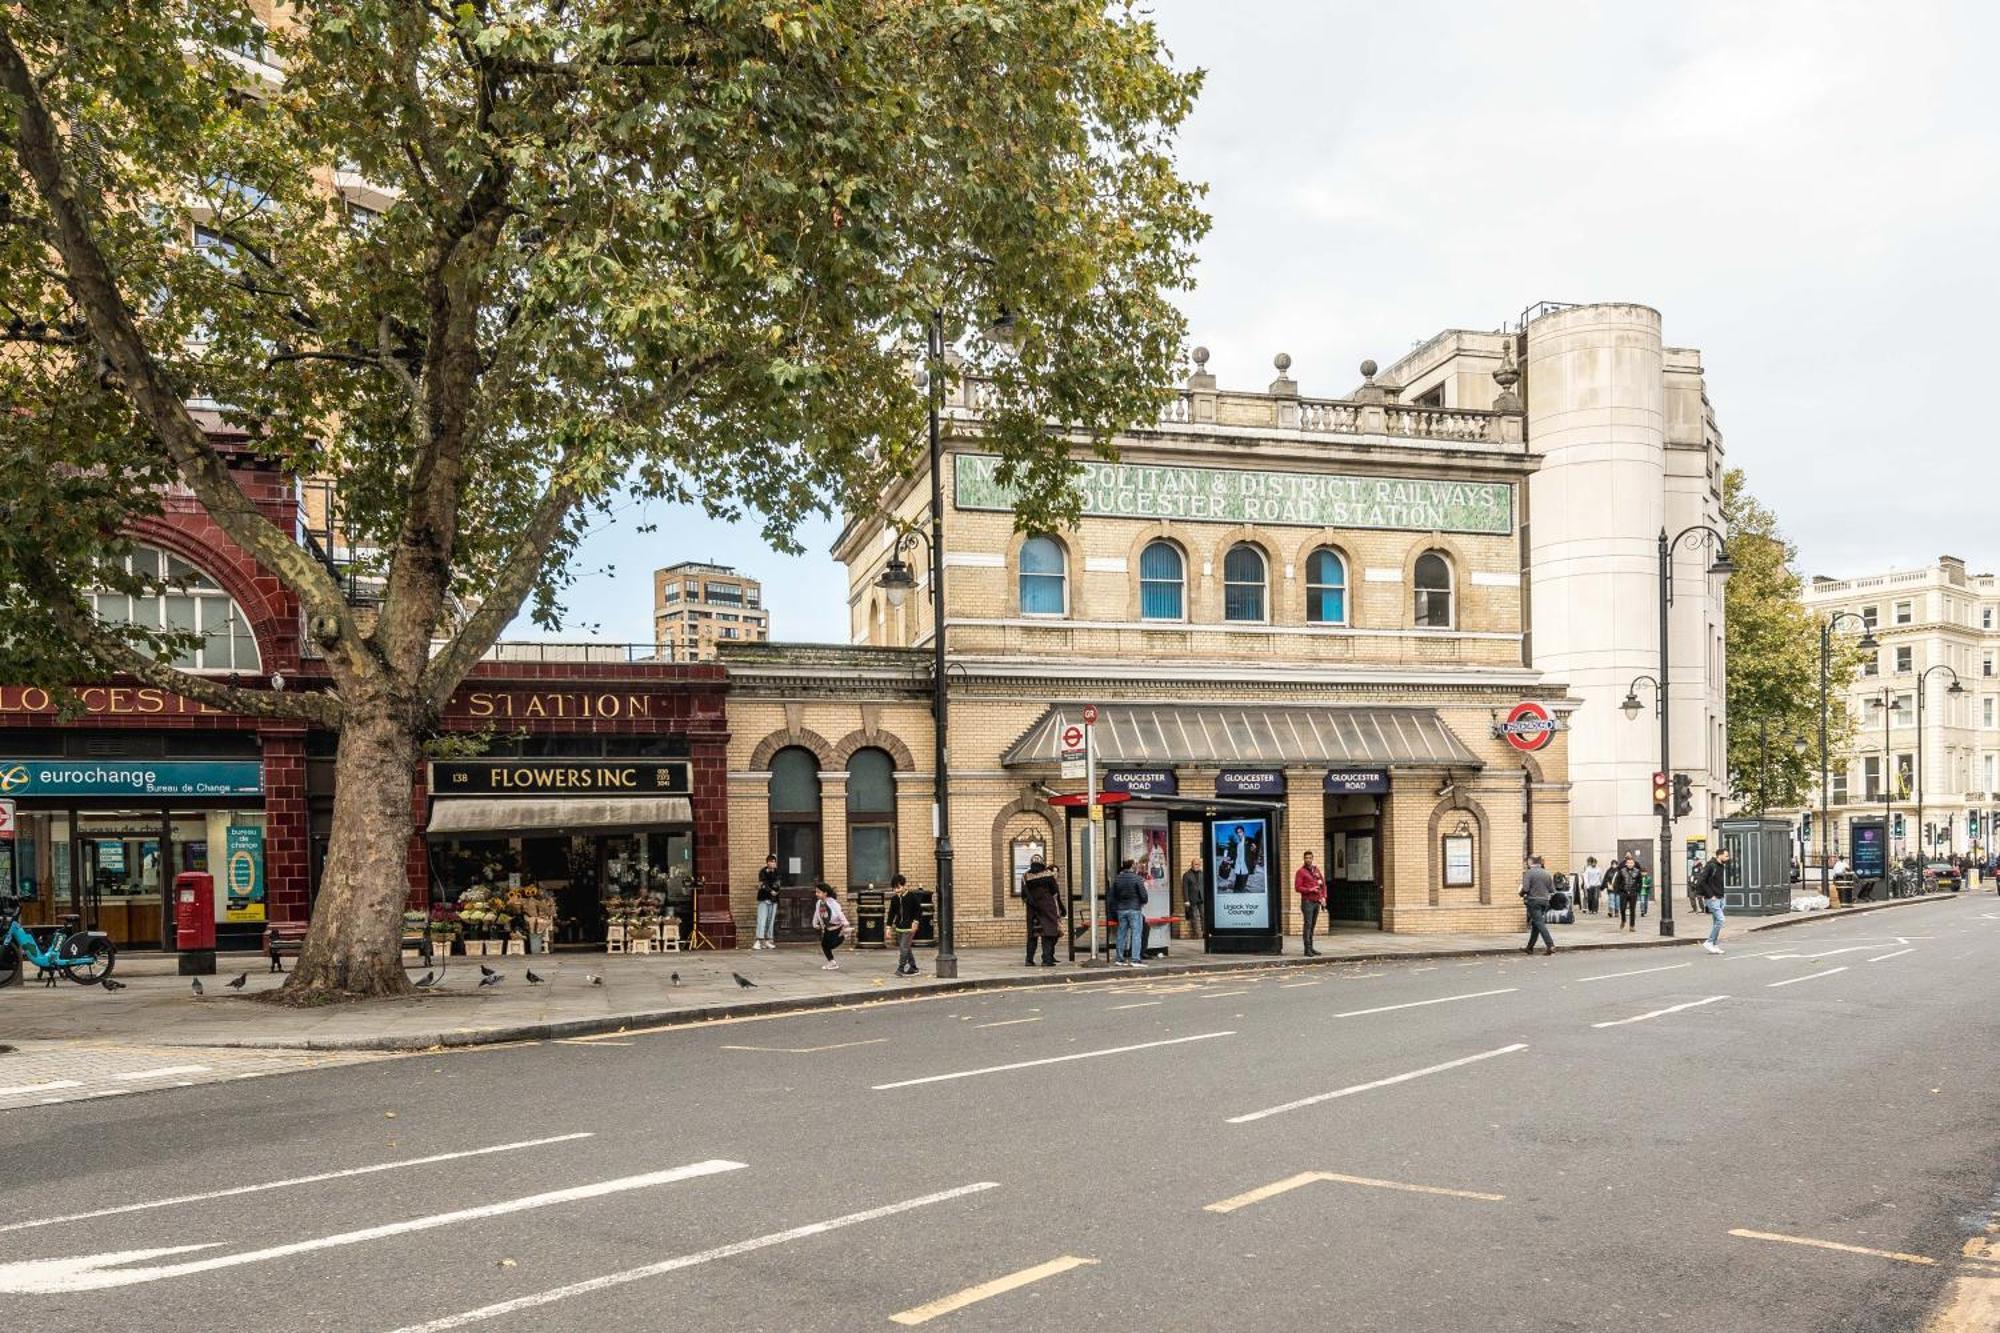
226,972 -> 248,990
191,977 -> 204,996
731,972 -> 756,989
525,968 -> 545,984
479,973 -> 503,988
670,971 -> 682,986
479,964 -> 499,978
413,971 -> 435,988
101,977 -> 127,991
585,974 -> 602,986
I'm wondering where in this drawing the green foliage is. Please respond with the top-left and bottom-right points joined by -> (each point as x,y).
0,0 -> 1208,710
1722,468 -> 1864,811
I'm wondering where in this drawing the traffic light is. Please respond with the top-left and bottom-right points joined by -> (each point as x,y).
1801,811 -> 1813,841
1971,811 -> 1983,839
1672,772 -> 1694,818
1652,771 -> 1670,816
1893,813 -> 1905,839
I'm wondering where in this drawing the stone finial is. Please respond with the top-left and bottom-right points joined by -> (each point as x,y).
1360,359 -> 1378,382
1187,343 -> 1216,393
1268,350 -> 1297,399
1492,339 -> 1523,413
1193,345 -> 1210,369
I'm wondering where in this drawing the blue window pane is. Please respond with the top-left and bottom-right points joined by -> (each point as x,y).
1020,575 -> 1065,615
1019,537 -> 1064,575
1139,542 -> 1184,620
1308,587 -> 1345,623
1224,584 -> 1264,621
1141,581 -> 1183,620
1139,542 -> 1182,581
1223,545 -> 1264,585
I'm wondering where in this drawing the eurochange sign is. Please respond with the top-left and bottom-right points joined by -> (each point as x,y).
0,760 -> 263,798
954,453 -> 1513,536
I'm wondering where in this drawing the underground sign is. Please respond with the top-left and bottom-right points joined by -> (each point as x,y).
1497,701 -> 1558,752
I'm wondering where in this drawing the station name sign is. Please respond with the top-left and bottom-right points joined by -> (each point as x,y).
1102,769 -> 1178,797
1216,770 -> 1286,797
1324,769 -> 1390,794
954,454 -> 1512,535
431,759 -> 692,796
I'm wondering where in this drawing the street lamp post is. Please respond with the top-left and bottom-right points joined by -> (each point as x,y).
1915,662 -> 1965,871
1641,525 -> 1736,938
1819,612 -> 1877,905
1864,685 -> 1896,875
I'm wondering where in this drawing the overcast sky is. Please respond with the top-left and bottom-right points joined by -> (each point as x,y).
525,0 -> 2000,647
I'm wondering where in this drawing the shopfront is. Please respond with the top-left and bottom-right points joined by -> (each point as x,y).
0,747 -> 268,949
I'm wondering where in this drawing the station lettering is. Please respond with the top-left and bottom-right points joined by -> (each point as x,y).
458,691 -> 656,721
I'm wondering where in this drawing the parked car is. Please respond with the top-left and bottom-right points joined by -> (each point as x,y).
1923,862 -> 1961,892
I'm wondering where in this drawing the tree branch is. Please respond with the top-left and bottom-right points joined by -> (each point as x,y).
0,28 -> 376,686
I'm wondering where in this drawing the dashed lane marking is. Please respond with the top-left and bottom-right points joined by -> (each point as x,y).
1728,1228 -> 1935,1265
1867,948 -> 1916,963
1591,996 -> 1730,1028
1199,990 -> 1250,999
1333,988 -> 1516,1019
1768,967 -> 1849,988
720,1038 -> 890,1054
1576,962 -> 1692,983
1109,1001 -> 1162,1010
889,1255 -> 1098,1325
974,1017 -> 1043,1029
1226,1044 -> 1528,1125
873,1032 -> 1235,1091
1205,1171 -> 1504,1213
386,1182 -> 1003,1333
1278,981 -> 1322,989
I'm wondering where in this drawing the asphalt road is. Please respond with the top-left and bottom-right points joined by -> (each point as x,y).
2,895 -> 1997,1332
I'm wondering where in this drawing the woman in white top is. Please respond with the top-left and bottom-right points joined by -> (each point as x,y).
812,883 -> 849,970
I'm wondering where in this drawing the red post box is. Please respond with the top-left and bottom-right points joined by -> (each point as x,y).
175,870 -> 217,976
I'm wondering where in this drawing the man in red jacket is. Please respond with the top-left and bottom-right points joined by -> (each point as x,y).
1295,850 -> 1328,956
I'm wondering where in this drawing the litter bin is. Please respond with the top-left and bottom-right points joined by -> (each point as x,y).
854,888 -> 888,948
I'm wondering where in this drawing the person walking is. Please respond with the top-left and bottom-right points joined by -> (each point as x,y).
1021,857 -> 1064,967
1294,850 -> 1328,956
1687,857 -> 1706,916
1611,853 -> 1643,931
1520,854 -> 1556,955
1581,856 -> 1603,916
886,874 -> 921,977
811,882 -> 848,970
1181,854 -> 1205,939
1108,858 -> 1149,967
754,853 -> 781,950
1696,847 -> 1730,953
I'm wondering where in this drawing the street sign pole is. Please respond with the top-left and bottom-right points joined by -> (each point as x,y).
1084,712 -> 1100,961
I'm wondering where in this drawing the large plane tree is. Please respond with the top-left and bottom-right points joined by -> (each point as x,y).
0,1 -> 1206,997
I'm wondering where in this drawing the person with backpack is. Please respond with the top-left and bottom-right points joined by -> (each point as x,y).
886,874 -> 922,977
1107,858 -> 1149,967
1021,857 -> 1065,967
812,882 -> 848,970
753,853 -> 781,950
1695,847 -> 1730,953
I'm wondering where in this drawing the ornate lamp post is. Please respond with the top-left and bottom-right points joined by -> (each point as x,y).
1915,663 -> 1965,866
1818,612 -> 1876,904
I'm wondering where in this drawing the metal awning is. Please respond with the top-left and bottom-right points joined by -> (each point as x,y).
1000,704 -> 1483,770
427,796 -> 693,836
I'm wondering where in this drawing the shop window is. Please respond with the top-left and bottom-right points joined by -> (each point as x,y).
846,747 -> 897,889
1139,541 -> 1185,621
1305,548 -> 1347,625
768,746 -> 822,887
1018,536 -> 1067,616
92,544 -> 259,672
1223,544 -> 1266,622
1414,550 -> 1454,628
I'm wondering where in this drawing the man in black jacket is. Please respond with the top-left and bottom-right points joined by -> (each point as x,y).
1108,859 -> 1149,967
754,854 -> 781,950
1695,848 -> 1731,953
1610,853 -> 1644,931
887,874 -> 922,976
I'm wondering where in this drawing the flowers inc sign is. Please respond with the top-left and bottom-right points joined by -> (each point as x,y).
953,454 -> 1513,535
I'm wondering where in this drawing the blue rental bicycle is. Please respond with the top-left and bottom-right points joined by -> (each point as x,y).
0,895 -> 117,987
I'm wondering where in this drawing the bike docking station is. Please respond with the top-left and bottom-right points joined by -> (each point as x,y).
174,870 -> 218,977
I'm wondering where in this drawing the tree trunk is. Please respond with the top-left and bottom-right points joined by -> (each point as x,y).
283,704 -> 421,1000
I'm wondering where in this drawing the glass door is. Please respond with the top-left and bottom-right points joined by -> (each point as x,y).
76,811 -> 168,947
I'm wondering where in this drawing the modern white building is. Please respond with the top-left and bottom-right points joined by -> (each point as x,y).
1782,555 -> 2000,863
1387,302 -> 1728,879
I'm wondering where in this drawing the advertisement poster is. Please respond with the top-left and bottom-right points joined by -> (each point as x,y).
224,825 -> 266,924
1120,812 -> 1171,952
1211,817 -> 1270,930
1345,835 -> 1375,882
1849,822 -> 1885,880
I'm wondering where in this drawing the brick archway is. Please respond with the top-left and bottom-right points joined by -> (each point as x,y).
749,728 -> 838,770
831,728 -> 915,770
990,790 -> 1059,914
1427,792 -> 1492,906
128,514 -> 296,673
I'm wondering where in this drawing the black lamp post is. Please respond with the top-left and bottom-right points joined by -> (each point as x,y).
1818,612 -> 1876,904
1863,685 -> 1898,873
1634,525 -> 1736,938
876,308 -> 1014,980
1915,662 -> 1964,868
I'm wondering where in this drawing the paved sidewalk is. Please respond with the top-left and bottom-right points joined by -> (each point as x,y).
0,894 -> 1957,1053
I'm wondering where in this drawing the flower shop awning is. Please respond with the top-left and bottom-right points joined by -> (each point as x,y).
427,796 -> 693,835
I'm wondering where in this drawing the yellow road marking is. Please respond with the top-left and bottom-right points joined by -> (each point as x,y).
1205,1171 -> 1503,1213
889,1256 -> 1097,1325
1729,1229 -> 1935,1265
719,1038 -> 890,1054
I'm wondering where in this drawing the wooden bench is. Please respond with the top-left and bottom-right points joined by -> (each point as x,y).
264,924 -> 308,973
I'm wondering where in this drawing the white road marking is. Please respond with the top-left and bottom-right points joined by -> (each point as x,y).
1768,967 -> 1849,988
873,1032 -> 1234,1091
890,1255 -> 1097,1325
1729,1228 -> 1935,1265
0,1080 -> 82,1098
1592,996 -> 1730,1028
1206,1171 -> 1504,1213
1867,948 -> 1915,963
0,1159 -> 742,1293
1412,966 -> 1439,973
974,1017 -> 1044,1029
1576,962 -> 1693,983
0,1133 -> 595,1236
385,1182 -> 1002,1332
1278,981 -> 1322,989
1109,1001 -> 1162,1010
1227,1044 -> 1528,1124
111,1065 -> 212,1081
719,1038 -> 890,1054
1199,990 -> 1250,999
1333,988 -> 1517,1019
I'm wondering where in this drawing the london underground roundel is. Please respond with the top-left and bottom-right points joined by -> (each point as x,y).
1499,700 -> 1557,752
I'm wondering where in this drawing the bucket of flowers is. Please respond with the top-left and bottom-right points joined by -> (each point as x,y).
514,885 -> 556,954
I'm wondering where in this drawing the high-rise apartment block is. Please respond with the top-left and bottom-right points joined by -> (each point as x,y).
654,562 -> 769,660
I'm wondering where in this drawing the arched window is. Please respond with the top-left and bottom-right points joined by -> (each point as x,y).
93,544 -> 260,672
1018,536 -> 1067,615
1305,548 -> 1347,625
1223,544 -> 1267,622
1139,541 -> 1185,621
768,747 -> 822,888
1414,550 -> 1454,628
846,747 -> 897,889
